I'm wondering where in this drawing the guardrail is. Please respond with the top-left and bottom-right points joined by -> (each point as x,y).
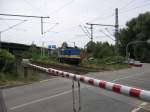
24,62 -> 150,103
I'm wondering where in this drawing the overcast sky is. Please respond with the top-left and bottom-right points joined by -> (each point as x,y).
0,0 -> 150,48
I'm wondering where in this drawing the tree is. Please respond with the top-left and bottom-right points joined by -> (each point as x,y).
0,49 -> 15,72
22,44 -> 41,59
85,41 -> 96,56
118,12 -> 150,62
85,41 -> 115,58
61,42 -> 68,48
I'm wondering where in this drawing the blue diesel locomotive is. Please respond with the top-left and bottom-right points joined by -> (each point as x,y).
58,47 -> 81,64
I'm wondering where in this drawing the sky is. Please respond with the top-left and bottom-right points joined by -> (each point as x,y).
0,0 -> 150,48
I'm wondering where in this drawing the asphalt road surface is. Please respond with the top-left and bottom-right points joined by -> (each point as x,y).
2,64 -> 150,112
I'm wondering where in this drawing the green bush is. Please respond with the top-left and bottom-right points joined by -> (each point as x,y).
102,56 -> 125,64
0,49 -> 15,72
82,56 -> 125,66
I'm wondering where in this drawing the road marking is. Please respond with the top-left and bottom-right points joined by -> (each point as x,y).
111,71 -> 149,82
10,89 -> 73,110
111,74 -> 140,82
9,67 -> 150,110
10,87 -> 85,110
131,102 -> 147,112
39,77 -> 58,83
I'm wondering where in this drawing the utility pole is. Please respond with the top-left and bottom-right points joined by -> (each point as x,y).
41,17 -> 44,35
0,32 -> 1,48
0,13 -> 50,56
0,14 -> 50,35
86,23 -> 115,42
86,8 -> 119,54
42,41 -> 45,57
90,24 -> 93,42
72,42 -> 75,47
115,8 -> 119,54
86,23 -> 94,42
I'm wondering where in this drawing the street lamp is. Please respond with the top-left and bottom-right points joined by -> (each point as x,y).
126,39 -> 150,63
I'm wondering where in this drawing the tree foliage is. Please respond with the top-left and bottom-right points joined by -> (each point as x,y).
85,41 -> 115,58
0,49 -> 15,72
22,44 -> 41,59
61,42 -> 68,48
118,12 -> 150,62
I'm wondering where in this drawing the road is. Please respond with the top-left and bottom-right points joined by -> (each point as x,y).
2,64 -> 150,112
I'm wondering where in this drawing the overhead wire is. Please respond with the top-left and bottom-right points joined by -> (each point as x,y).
78,25 -> 90,39
43,23 -> 59,34
37,0 -> 47,9
0,18 -> 27,21
0,18 -> 27,32
23,0 -> 48,16
119,0 -> 135,10
49,0 -> 75,15
105,28 -> 114,37
1,20 -> 27,33
89,13 -> 114,23
99,30 -> 115,41
120,1 -> 150,14
83,25 -> 91,37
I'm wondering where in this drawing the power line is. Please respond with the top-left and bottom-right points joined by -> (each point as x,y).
120,2 -> 150,14
99,30 -> 115,41
0,20 -> 27,33
0,13 -> 50,35
105,28 -> 114,37
23,0 -> 47,15
0,20 -> 27,48
0,18 -> 27,32
0,18 -> 27,21
23,0 -> 38,9
83,26 -> 91,37
119,0 -> 135,10
78,25 -> 90,39
38,0 -> 47,9
88,13 -> 114,23
0,14 -> 49,18
43,23 -> 59,34
49,0 -> 75,15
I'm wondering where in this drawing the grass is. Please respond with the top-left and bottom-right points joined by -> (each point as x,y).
0,56 -> 130,87
31,56 -> 130,74
0,70 -> 39,87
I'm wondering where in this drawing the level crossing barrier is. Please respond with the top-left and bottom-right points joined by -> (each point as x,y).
23,62 -> 150,103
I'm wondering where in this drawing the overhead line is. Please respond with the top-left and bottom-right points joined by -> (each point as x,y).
120,2 -> 150,14
23,0 -> 48,16
43,23 -> 59,34
99,30 -> 115,41
78,25 -> 90,38
86,23 -> 115,27
0,20 -> 27,33
83,26 -> 91,36
49,0 -> 75,15
89,13 -> 114,23
119,0 -> 135,10
0,14 -> 49,18
105,28 -> 114,37
0,18 -> 27,21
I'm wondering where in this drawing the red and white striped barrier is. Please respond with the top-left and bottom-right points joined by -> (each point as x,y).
27,63 -> 150,103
